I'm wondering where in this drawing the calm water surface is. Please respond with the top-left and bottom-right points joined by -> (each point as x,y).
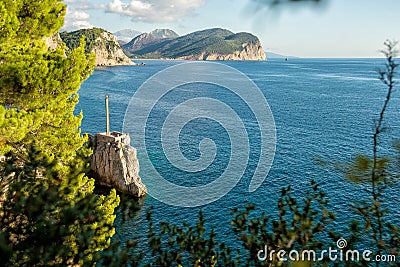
76,58 -> 400,251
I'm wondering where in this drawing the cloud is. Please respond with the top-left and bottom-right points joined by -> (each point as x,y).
105,0 -> 206,23
70,10 -> 90,20
62,6 -> 94,32
71,20 -> 93,29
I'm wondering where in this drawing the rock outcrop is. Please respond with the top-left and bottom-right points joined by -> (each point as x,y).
44,33 -> 64,50
89,132 -> 146,197
60,28 -> 133,66
91,31 -> 133,66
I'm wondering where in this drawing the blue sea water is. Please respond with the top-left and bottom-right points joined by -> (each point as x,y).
76,59 -> 400,253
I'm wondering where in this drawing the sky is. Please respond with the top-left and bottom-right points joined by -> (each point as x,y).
62,0 -> 400,58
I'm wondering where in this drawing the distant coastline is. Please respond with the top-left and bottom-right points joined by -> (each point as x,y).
123,28 -> 266,61
265,51 -> 298,59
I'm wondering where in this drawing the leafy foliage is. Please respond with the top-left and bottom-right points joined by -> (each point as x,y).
0,1 -> 119,266
230,181 -> 335,266
0,0 -> 65,43
110,181 -> 332,267
342,41 -> 399,265
146,209 -> 219,267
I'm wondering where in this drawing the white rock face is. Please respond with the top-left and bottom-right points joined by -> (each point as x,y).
58,29 -> 134,66
44,33 -> 64,50
90,132 -> 147,197
92,31 -> 133,66
177,42 -> 266,61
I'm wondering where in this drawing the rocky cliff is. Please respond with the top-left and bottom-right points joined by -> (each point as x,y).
60,28 -> 133,66
89,132 -> 147,197
123,28 -> 266,61
176,42 -> 266,61
44,33 -> 64,50
92,31 -> 133,66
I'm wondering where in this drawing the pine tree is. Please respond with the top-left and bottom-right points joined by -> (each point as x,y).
0,1 -> 120,266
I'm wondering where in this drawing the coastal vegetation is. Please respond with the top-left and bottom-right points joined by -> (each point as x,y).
60,28 -> 132,66
0,0 -> 119,265
0,0 -> 398,267
60,28 -> 115,54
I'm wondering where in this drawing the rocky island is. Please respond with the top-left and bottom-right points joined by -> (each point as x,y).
122,28 -> 266,61
87,95 -> 146,198
89,131 -> 147,197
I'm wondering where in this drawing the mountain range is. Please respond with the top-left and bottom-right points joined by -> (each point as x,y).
56,27 -> 267,65
113,29 -> 142,43
265,51 -> 297,59
122,29 -> 179,53
122,28 -> 266,61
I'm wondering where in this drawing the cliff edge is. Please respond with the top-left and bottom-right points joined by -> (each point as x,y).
89,132 -> 147,197
60,28 -> 133,66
